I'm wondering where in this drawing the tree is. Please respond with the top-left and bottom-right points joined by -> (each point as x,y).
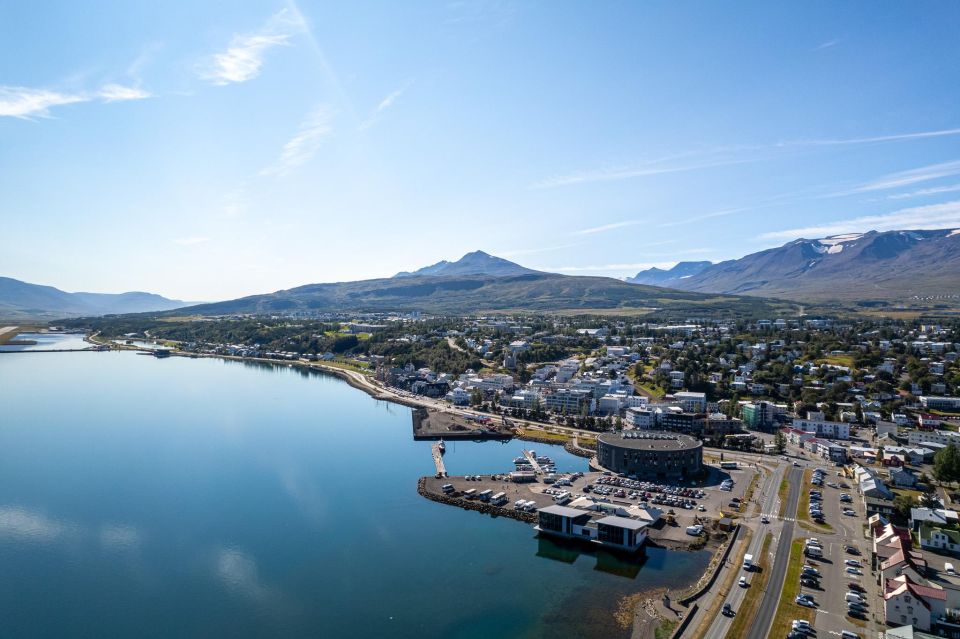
919,491 -> 942,509
934,443 -> 960,485
893,494 -> 916,520
774,430 -> 787,454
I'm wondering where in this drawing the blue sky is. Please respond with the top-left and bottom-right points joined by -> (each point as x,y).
1,1 -> 959,301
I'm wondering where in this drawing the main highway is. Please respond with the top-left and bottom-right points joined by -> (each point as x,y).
702,463 -> 801,639
746,465 -> 802,639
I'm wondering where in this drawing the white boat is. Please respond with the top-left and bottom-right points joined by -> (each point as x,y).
437,439 -> 446,453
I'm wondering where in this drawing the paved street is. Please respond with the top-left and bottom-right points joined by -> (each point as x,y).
702,463 -> 796,639
745,465 -> 803,639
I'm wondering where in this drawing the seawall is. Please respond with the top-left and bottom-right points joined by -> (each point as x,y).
417,477 -> 537,524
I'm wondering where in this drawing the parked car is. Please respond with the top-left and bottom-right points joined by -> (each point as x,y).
846,567 -> 863,575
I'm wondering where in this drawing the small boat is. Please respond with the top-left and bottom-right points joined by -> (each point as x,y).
438,439 -> 446,453
513,456 -> 526,464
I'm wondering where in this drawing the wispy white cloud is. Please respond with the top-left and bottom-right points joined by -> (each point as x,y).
781,129 -> 960,149
658,207 -> 749,228
534,129 -> 960,189
261,106 -> 334,176
98,84 -> 152,102
174,236 -> 210,246
0,83 -> 151,119
888,182 -> 960,200
840,160 -> 960,194
377,84 -> 409,112
359,81 -> 413,131
200,9 -> 303,85
573,220 -> 643,236
758,199 -> 960,241
533,156 -> 754,189
0,86 -> 88,118
812,39 -> 839,51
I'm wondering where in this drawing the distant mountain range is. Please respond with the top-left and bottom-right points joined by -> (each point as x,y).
179,251 -> 773,316
8,228 -> 956,320
646,229 -> 960,302
627,261 -> 712,286
0,277 -> 192,320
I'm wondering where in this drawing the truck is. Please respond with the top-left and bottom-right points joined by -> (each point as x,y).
743,554 -> 754,570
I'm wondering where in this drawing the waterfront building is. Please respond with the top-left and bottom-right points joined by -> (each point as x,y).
596,431 -> 703,480
535,505 -> 648,551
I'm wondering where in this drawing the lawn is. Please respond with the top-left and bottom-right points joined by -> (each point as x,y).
778,478 -> 789,517
654,619 -> 678,639
314,359 -> 371,374
516,427 -> 570,443
768,538 -> 816,638
813,354 -> 855,368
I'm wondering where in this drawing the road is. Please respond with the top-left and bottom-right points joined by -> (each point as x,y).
745,465 -> 803,639
703,462 -> 790,639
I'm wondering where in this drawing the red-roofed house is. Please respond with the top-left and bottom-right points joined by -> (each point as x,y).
884,574 -> 947,630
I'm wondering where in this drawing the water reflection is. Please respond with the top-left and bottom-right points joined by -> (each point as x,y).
535,535 -> 646,579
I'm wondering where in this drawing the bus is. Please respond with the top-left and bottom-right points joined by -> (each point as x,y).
720,461 -> 739,470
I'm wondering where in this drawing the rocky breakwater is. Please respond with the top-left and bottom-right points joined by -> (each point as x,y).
417,477 -> 537,524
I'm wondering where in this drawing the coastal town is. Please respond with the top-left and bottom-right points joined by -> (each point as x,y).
38,311 -> 960,639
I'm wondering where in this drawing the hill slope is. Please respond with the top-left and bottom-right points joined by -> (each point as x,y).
0,277 -> 191,319
178,271 -> 775,317
665,229 -> 960,302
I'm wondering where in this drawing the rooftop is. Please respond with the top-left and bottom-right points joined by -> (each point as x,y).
597,431 -> 701,451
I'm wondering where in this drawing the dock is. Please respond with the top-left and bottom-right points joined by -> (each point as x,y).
521,449 -> 544,475
432,442 -> 447,477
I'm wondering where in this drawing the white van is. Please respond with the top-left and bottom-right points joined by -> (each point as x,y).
947,562 -> 957,576
845,592 -> 864,604
805,546 -> 823,558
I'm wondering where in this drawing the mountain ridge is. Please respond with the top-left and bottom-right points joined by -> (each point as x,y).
652,228 -> 960,301
0,276 -> 193,320
394,250 -> 540,278
626,261 -> 712,286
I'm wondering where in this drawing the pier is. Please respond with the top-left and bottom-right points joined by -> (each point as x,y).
521,449 -> 544,475
432,441 -> 447,477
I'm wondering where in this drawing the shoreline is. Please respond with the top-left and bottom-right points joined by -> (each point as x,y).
81,333 -> 726,638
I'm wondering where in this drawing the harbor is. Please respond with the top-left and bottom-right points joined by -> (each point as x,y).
419,446 -> 755,551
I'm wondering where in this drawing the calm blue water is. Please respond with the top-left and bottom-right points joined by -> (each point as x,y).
0,331 -> 89,351
0,342 -> 709,639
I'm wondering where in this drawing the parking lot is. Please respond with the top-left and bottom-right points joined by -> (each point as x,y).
423,462 -> 756,545
790,466 -> 881,639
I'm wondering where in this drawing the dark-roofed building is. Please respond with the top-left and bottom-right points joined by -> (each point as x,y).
596,431 -> 703,479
